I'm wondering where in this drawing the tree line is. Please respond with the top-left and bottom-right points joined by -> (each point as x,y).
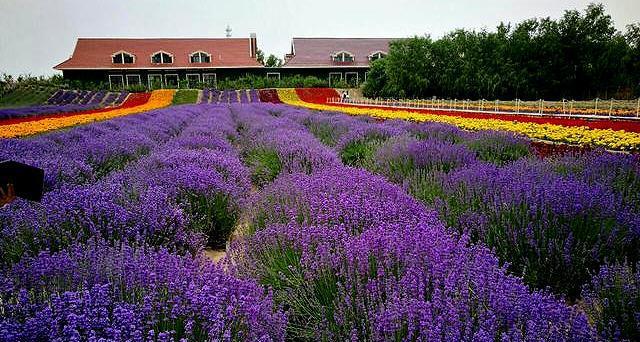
363,3 -> 640,100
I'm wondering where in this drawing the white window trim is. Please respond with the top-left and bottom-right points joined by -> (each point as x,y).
328,72 -> 342,87
150,50 -> 174,64
148,74 -> 163,89
111,51 -> 136,64
126,74 -> 141,87
164,74 -> 179,88
202,73 -> 217,87
266,72 -> 281,80
364,71 -> 369,82
189,51 -> 212,63
345,72 -> 359,85
186,73 -> 201,88
108,74 -> 124,90
331,51 -> 355,62
367,51 -> 387,60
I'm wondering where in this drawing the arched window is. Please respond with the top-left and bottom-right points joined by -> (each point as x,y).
112,51 -> 135,64
190,51 -> 211,63
151,51 -> 173,64
332,51 -> 354,63
368,51 -> 387,62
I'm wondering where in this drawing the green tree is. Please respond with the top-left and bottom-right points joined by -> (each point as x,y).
265,54 -> 283,67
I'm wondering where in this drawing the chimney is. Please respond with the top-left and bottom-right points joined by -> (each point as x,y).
249,33 -> 257,59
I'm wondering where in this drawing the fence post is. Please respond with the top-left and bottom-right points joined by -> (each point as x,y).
637,98 -> 639,118
570,100 -> 574,116
595,98 -> 599,115
538,99 -> 541,114
609,98 -> 613,118
562,99 -> 566,114
516,99 -> 520,114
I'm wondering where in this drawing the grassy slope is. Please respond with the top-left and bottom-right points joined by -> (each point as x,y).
0,86 -> 57,108
172,89 -> 200,105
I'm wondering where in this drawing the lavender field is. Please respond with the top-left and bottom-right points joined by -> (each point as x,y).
0,102 -> 638,341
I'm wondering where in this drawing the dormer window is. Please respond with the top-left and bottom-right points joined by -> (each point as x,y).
112,51 -> 135,64
368,51 -> 387,62
332,51 -> 354,63
151,51 -> 173,64
190,51 -> 211,63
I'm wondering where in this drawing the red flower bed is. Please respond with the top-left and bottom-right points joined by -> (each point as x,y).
295,88 -> 339,104
331,102 -> 640,133
530,141 -> 593,158
258,89 -> 281,103
0,93 -> 151,126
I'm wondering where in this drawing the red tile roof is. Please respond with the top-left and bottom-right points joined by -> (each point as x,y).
283,38 -> 397,68
54,38 -> 262,70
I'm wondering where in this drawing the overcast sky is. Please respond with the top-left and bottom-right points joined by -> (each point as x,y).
0,0 -> 638,76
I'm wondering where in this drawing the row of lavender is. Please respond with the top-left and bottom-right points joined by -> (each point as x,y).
0,90 -> 129,120
223,103 -> 596,340
47,89 -> 128,106
266,104 -> 639,341
199,89 -> 260,104
0,105 -> 286,340
1,101 -> 634,340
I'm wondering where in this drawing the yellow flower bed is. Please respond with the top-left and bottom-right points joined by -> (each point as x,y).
1,90 -> 176,138
276,89 -> 640,151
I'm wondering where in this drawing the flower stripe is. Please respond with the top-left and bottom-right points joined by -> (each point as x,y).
0,90 -> 175,138
276,88 -> 640,151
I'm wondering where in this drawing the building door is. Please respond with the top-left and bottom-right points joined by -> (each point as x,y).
345,72 -> 359,87
148,74 -> 163,89
164,74 -> 179,88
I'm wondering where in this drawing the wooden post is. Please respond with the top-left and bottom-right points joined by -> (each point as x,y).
595,98 -> 599,116
562,99 -> 566,114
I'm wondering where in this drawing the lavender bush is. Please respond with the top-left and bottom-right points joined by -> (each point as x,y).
582,262 -> 639,341
1,240 -> 287,341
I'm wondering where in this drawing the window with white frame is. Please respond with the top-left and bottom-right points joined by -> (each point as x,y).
328,72 -> 342,87
186,74 -> 200,87
148,74 -> 163,89
190,51 -> 211,63
266,72 -> 281,81
164,74 -> 179,88
126,74 -> 141,87
109,75 -> 124,90
151,51 -> 173,64
332,51 -> 354,62
203,73 -> 217,87
112,51 -> 135,64
345,72 -> 359,86
368,51 -> 387,62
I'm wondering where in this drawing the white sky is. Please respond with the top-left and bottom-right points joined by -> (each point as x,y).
0,0 -> 638,76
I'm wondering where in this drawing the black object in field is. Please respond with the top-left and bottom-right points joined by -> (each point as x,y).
0,160 -> 44,202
